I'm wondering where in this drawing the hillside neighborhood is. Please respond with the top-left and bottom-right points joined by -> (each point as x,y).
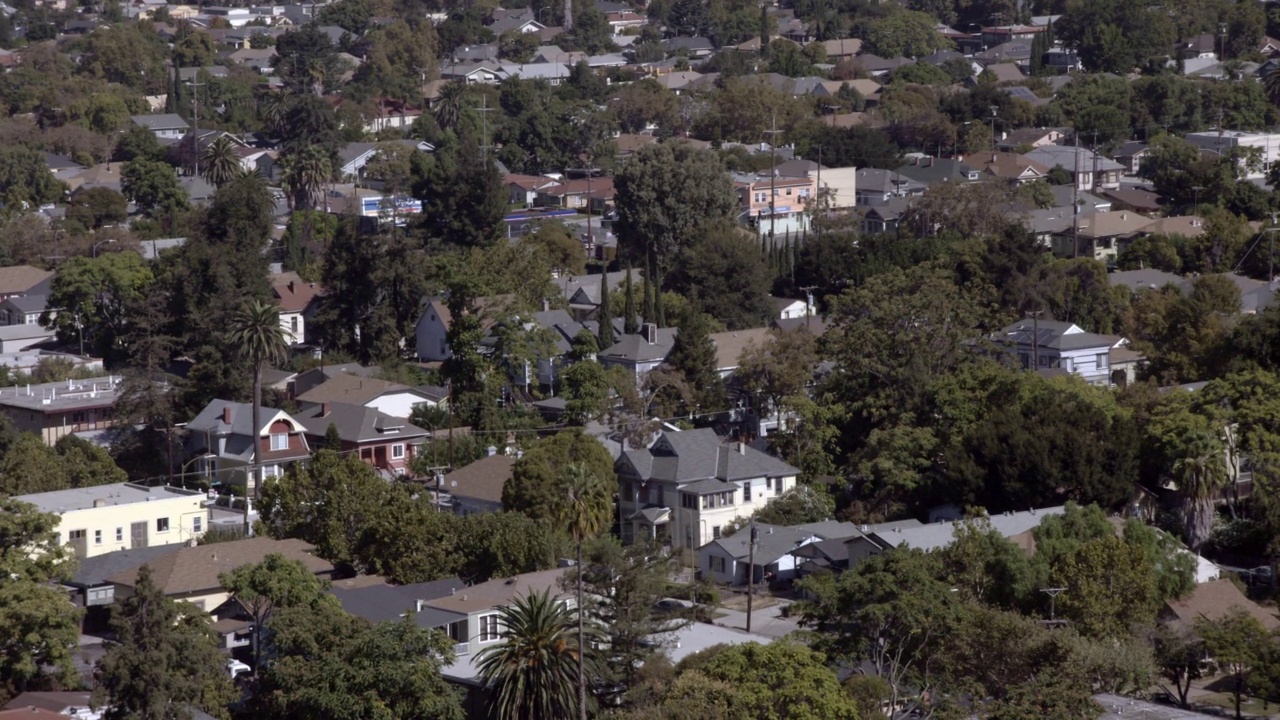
11,0 -> 1280,718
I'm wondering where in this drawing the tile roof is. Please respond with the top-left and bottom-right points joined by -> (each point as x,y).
442,453 -> 515,505
106,537 -> 333,596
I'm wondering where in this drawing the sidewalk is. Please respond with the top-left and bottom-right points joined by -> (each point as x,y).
713,600 -> 801,639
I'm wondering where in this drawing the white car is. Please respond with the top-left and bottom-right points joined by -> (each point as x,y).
226,659 -> 251,680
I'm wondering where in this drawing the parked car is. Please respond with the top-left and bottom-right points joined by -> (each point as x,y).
652,597 -> 694,614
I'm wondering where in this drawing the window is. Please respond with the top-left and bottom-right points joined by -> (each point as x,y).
785,188 -> 792,196
391,444 -> 405,460
115,527 -> 123,543
1096,353 -> 1108,369
262,465 -> 280,479
711,556 -> 726,573
681,493 -> 697,509
742,482 -> 752,502
71,412 -> 85,424
270,433 -> 289,451
192,516 -> 203,533
68,529 -> 86,540
712,526 -> 722,539
290,316 -> 299,334
94,530 -> 102,545
479,614 -> 501,643
156,518 -> 170,532
766,477 -> 773,491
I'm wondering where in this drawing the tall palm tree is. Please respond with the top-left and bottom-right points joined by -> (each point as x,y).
476,588 -> 592,720
434,80 -> 466,132
200,135 -> 240,188
1171,426 -> 1228,551
554,463 -> 612,720
258,88 -> 289,137
227,299 -> 288,535
280,145 -> 332,211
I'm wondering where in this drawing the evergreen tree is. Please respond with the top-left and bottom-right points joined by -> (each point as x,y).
597,270 -> 615,349
323,422 -> 342,450
665,312 -> 727,416
759,5 -> 770,56
623,264 -> 638,335
93,566 -> 233,720
642,256 -> 655,327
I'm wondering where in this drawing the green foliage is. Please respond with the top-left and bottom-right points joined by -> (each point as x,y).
0,433 -> 127,496
730,484 -> 834,532
691,642 -> 860,720
668,221 -> 773,330
663,312 -> 728,416
1196,608 -> 1275,720
65,187 -> 127,229
561,359 -> 613,425
93,565 -> 233,719
122,158 -> 188,217
864,10 -> 950,59
0,498 -> 81,701
506,429 -> 617,527
44,252 -> 154,362
0,145 -> 67,210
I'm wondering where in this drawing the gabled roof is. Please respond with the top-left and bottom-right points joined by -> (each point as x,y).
296,373 -> 423,407
332,576 -> 465,624
294,401 -> 429,444
106,537 -> 333,596
443,453 -> 515,505
618,428 -> 799,484
270,271 -> 324,313
423,567 -> 571,615
708,327 -> 772,371
1024,144 -> 1125,173
598,328 -> 678,363
1162,578 -> 1280,631
0,265 -> 53,296
187,399 -> 296,437
861,508 -> 1064,553
130,113 -> 189,130
2,692 -> 94,715
993,320 -> 1120,352
704,524 -> 820,565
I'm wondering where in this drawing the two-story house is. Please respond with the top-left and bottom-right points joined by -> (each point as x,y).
293,401 -> 428,477
617,429 -> 800,549
988,319 -> 1134,386
185,400 -> 311,488
734,172 -> 816,236
598,324 -> 678,385
269,272 -> 323,345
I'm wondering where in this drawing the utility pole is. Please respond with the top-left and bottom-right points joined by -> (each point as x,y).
1040,587 -> 1067,628
746,520 -> 759,633
187,76 -> 205,179
764,112 -> 782,241
478,94 -> 494,163
799,285 -> 817,326
1072,131 -> 1082,258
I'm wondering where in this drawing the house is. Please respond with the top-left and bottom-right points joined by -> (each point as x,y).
0,376 -> 123,445
820,37 -> 861,60
734,172 -> 815,235
129,113 -> 190,139
1,692 -> 98,718
14,482 -> 208,559
1053,210 -> 1155,262
1023,144 -> 1125,191
294,401 -> 427,476
291,362 -> 382,397
1102,187 -> 1162,215
708,327 -> 773,377
972,151 -> 1049,184
980,61 -> 1024,82
988,319 -> 1131,386
1160,578 -> 1280,632
331,575 -> 467,628
997,127 -> 1067,151
269,271 -> 323,345
853,169 -> 926,206
598,324 -> 678,383
1184,130 -> 1280,180
617,428 -> 800,548
662,36 -> 714,58
861,197 -> 913,235
337,140 -> 433,180
0,294 -> 50,327
0,324 -> 55,354
44,153 -> 86,183
0,265 -> 53,301
442,450 -> 515,515
82,537 -> 334,614
504,173 -> 559,206
1112,141 -> 1150,175
184,400 -> 311,486
845,507 -> 1064,568
699,521 -> 854,585
894,157 -> 983,187
1107,268 -> 1187,294
296,373 -> 438,418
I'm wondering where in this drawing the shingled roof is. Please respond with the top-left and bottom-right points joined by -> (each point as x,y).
106,537 -> 333,596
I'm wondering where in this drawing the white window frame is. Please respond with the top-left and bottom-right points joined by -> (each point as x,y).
94,529 -> 102,545
192,516 -> 203,533
270,433 -> 289,451
115,527 -> 123,542
478,614 -> 501,643
156,518 -> 170,533
391,444 -> 405,460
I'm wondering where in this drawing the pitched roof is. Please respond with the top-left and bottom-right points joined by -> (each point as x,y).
0,265 -> 53,296
292,363 -> 381,396
106,537 -> 334,596
443,453 -> 515,505
0,708 -> 69,720
862,508 -> 1064,553
2,692 -> 94,714
1076,210 -> 1156,238
332,576 -> 465,624
598,328 -> 678,363
70,543 -> 186,586
708,327 -> 772,371
423,567 -> 571,615
294,401 -> 429,443
130,113 -> 189,130
296,373 -> 418,407
270,271 -> 324,313
619,428 -> 799,484
1108,269 -> 1187,293
993,319 -> 1121,351
1024,144 -> 1125,173
1162,578 -> 1280,631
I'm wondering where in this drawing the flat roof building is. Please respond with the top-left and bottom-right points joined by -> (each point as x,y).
15,482 -> 208,559
0,376 -> 125,445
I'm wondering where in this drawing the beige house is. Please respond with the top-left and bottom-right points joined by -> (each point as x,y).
15,482 -> 208,559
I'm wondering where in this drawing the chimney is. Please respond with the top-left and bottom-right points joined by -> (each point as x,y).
737,441 -> 746,455
321,402 -> 330,417
541,298 -> 550,312
93,499 -> 106,508
222,405 -> 231,424
644,323 -> 657,344
415,599 -> 424,612
288,280 -> 295,292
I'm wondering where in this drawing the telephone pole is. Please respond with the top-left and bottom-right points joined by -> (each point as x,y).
746,520 -> 759,633
478,95 -> 494,163
1040,587 -> 1067,628
187,76 -> 205,179
764,112 -> 783,241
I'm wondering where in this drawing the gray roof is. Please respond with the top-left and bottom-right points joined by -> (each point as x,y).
1109,269 -> 1187,293
1024,144 -> 1125,173
895,158 -> 980,185
68,543 -> 183,586
557,269 -> 642,307
130,113 -> 189,131
993,319 -> 1120,352
0,376 -> 122,412
3,294 -> 47,313
292,363 -> 380,396
332,577 -> 465,624
15,482 -> 203,514
861,507 -> 1065,552
619,428 -> 799,484
187,400 -> 273,437
855,168 -> 927,194
704,524 -> 822,565
294,401 -> 429,443
598,327 -> 678,363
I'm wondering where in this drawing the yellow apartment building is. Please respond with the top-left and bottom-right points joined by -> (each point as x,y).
15,482 -> 209,559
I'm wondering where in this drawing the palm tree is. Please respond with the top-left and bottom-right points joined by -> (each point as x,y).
1265,64 -> 1280,106
476,588 -> 591,720
227,299 -> 288,535
280,145 -> 332,211
258,88 -> 289,137
200,135 -> 240,188
1171,426 -> 1228,551
554,463 -> 612,720
434,80 -> 466,132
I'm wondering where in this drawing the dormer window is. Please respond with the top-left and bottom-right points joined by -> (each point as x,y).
270,433 -> 288,451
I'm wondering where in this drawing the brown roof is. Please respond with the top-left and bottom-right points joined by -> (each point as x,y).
612,134 -> 659,156
1161,578 -> 1280,631
270,271 -> 324,313
0,266 -> 53,296
296,373 -> 415,407
821,112 -> 870,128
0,708 -> 69,720
1141,215 -> 1205,238
709,327 -> 772,371
1103,187 -> 1163,212
974,151 -> 1048,180
107,537 -> 333,596
2,693 -> 93,715
505,173 -> 557,191
443,453 -> 515,505
423,567 -> 570,614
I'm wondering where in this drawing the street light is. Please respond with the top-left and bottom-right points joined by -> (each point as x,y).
92,238 -> 116,258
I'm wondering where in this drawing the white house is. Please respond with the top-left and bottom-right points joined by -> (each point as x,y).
269,272 -> 322,345
617,429 -> 800,549
988,319 -> 1132,386
1184,130 -> 1280,180
129,113 -> 190,140
598,324 -> 678,385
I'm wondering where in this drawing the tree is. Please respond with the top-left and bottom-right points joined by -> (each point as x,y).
0,145 -> 67,210
66,187 -> 127,230
1197,609 -> 1273,720
505,430 -> 617,525
663,312 -> 726,417
433,81 -> 467,132
93,566 -> 233,720
0,498 -> 81,701
668,221 -> 773,330
228,299 -> 288,534
614,143 -> 737,325
672,642 -> 861,720
1154,624 -> 1205,708
554,464 -> 612,720
736,328 -> 818,435
476,588 -> 594,720
200,135 -> 240,188
865,11 -> 950,58
121,158 -> 188,218
623,264 -> 638,333
43,252 -> 154,362
561,359 -> 613,425
597,272 -> 615,349
219,554 -> 331,676
1052,535 -> 1159,639
279,144 -> 332,211
252,600 -> 464,720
